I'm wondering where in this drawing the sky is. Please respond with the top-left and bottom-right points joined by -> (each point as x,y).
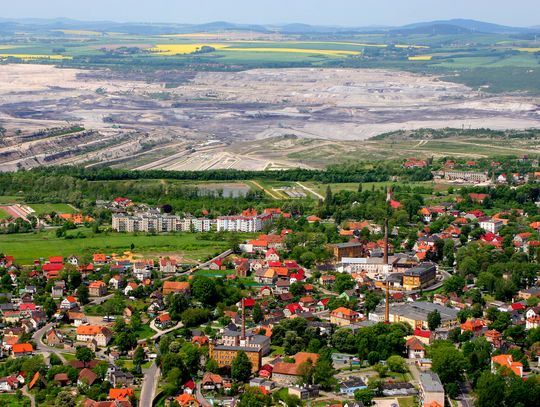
3,0 -> 540,27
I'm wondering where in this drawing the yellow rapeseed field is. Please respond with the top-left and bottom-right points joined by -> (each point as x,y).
408,55 -> 433,61
149,44 -> 229,55
0,54 -> 73,60
515,47 -> 540,53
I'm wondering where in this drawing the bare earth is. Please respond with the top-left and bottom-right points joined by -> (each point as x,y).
0,64 -> 538,171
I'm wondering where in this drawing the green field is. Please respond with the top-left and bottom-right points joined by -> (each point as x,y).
29,203 -> 78,215
0,208 -> 10,220
0,196 -> 24,204
0,228 -> 251,265
0,394 -> 31,407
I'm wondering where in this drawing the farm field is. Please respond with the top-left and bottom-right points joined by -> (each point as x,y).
0,228 -> 254,265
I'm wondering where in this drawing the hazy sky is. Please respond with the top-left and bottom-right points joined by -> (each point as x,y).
4,0 -> 540,27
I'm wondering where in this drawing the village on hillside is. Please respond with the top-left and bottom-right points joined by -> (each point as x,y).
0,157 -> 540,407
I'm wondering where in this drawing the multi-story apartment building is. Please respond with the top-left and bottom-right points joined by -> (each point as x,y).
112,213 -> 215,233
216,214 -> 271,232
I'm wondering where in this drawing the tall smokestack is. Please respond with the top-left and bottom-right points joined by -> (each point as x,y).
241,298 -> 246,340
385,281 -> 390,324
383,218 -> 389,265
384,218 -> 390,324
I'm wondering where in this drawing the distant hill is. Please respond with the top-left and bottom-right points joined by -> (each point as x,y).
402,19 -> 532,34
0,17 -> 537,36
390,23 -> 473,35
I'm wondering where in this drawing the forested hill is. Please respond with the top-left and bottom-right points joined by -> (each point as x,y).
15,164 -> 431,184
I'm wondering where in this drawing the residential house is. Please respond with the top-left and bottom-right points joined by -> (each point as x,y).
330,307 -> 362,326
109,388 -> 134,401
106,365 -> 134,387
0,376 -> 19,392
159,258 -> 177,274
162,281 -> 190,296
12,343 -> 33,358
155,313 -> 173,329
67,311 -> 87,327
272,352 -> 320,385
88,281 -> 107,297
491,354 -> 523,377
405,337 -> 426,359
76,325 -> 112,347
201,373 -> 223,391
124,282 -> 139,297
133,260 -> 153,281
78,368 -> 98,386
46,329 -> 64,346
175,394 -> 200,407
60,296 -> 78,310
108,275 -> 125,290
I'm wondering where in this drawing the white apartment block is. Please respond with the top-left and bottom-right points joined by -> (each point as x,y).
112,213 -> 215,233
216,214 -> 271,233
479,218 -> 503,234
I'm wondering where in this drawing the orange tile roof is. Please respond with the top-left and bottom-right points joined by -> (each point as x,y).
492,354 -> 523,377
109,388 -> 134,400
12,343 -> 33,353
88,281 -> 106,288
163,281 -> 190,291
77,325 -> 108,336
330,307 -> 359,317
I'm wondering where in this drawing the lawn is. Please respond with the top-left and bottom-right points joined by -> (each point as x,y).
61,352 -> 77,361
28,203 -> 78,215
0,195 -> 24,204
135,324 -> 156,340
0,228 -> 252,265
0,208 -> 10,220
0,394 -> 31,407
397,397 -> 416,407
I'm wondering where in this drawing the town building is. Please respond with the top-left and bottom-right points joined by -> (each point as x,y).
419,372 -> 445,407
402,263 -> 437,290
331,242 -> 366,261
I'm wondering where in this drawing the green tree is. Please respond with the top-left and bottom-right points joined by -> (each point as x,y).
430,341 -> 467,385
231,351 -> 252,382
475,371 -> 506,407
133,346 -> 146,367
237,387 -> 272,407
49,353 -> 62,366
191,276 -> 218,305
76,347 -> 95,366
55,391 -> 75,407
354,389 -> 374,406
205,358 -> 220,373
116,332 -> 137,353
335,273 -> 355,293
77,284 -> 89,305
386,355 -> 406,373
427,310 -> 442,332
252,303 -> 263,324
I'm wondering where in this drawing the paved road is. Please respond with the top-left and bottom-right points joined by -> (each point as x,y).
138,319 -> 184,405
88,293 -> 114,305
32,322 -> 67,363
21,386 -> 36,407
140,362 -> 160,407
458,380 -> 474,407
196,382 -> 212,407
